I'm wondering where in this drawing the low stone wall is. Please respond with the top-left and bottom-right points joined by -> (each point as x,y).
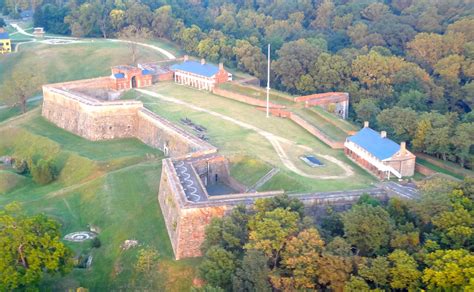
212,87 -> 286,109
415,163 -> 436,176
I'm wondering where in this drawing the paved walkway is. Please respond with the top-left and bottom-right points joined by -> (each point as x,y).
9,23 -> 177,60
138,89 -> 354,180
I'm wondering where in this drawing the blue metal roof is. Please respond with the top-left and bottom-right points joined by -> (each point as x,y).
0,32 -> 9,39
347,127 -> 400,160
170,61 -> 219,77
142,69 -> 154,75
114,73 -> 125,79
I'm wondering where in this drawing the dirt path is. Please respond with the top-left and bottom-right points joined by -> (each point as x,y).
138,89 -> 354,179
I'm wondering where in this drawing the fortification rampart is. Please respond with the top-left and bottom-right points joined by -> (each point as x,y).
42,80 -> 215,156
41,71 -> 411,262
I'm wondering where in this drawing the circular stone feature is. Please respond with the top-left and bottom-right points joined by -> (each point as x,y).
64,231 -> 97,242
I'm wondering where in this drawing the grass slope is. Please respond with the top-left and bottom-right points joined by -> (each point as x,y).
0,111 -> 198,291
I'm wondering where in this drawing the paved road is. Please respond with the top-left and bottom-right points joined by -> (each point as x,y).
380,181 -> 420,199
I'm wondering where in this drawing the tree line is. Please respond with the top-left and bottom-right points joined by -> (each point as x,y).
1,0 -> 472,168
196,178 -> 474,291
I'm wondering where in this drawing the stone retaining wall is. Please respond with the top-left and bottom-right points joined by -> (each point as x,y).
212,87 -> 286,109
289,114 -> 344,149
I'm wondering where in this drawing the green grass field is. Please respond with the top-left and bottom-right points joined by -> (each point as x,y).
0,38 -> 170,86
219,82 -> 295,106
139,82 -> 375,192
0,111 -> 199,291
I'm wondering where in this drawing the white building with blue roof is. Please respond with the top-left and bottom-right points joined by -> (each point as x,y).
344,121 -> 416,179
170,56 -> 231,91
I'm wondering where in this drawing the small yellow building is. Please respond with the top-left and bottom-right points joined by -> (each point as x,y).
0,29 -> 11,54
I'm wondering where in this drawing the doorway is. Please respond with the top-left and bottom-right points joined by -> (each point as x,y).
131,76 -> 137,88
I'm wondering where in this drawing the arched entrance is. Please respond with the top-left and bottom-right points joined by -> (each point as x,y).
131,76 -> 137,88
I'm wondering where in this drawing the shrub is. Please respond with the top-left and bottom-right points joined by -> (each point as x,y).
30,159 -> 56,185
14,158 -> 29,174
91,237 -> 101,248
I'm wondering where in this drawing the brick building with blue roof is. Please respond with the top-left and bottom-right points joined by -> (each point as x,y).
170,56 -> 231,91
344,121 -> 416,179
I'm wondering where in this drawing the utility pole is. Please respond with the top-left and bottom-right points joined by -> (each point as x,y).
266,43 -> 270,118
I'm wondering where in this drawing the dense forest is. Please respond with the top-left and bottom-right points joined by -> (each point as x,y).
1,0 -> 473,168
196,178 -> 474,291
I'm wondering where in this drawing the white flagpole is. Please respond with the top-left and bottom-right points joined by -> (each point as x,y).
266,44 -> 270,118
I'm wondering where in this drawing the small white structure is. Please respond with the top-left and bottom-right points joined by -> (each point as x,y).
33,27 -> 45,38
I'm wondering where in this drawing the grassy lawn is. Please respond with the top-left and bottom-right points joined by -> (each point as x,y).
219,82 -> 295,106
292,107 -> 349,142
0,111 -> 199,291
140,82 -> 375,192
417,158 -> 464,180
0,40 -> 167,85
310,106 -> 358,133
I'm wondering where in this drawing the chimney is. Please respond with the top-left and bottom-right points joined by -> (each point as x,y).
219,62 -> 224,70
364,121 -> 369,128
381,131 -> 387,138
201,58 -> 206,65
400,141 -> 407,155
183,55 -> 189,61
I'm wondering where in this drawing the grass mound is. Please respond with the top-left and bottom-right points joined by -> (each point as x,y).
0,170 -> 28,194
229,155 -> 273,187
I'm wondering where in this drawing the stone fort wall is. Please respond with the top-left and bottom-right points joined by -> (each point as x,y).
42,79 -> 215,156
41,74 -> 398,261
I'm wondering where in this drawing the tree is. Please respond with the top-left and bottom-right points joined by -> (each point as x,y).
376,107 -> 418,142
360,2 -> 390,21
353,99 -> 380,126
0,203 -> 72,290
422,249 -> 474,290
232,250 -> 271,292
406,32 -> 465,69
199,246 -> 236,290
344,276 -> 370,291
316,254 -> 353,291
272,39 -> 322,92
201,205 -> 249,255
388,250 -> 421,290
273,228 -> 324,290
233,40 -> 266,79
311,0 -> 334,30
397,90 -> 429,112
152,5 -> 173,38
358,256 -> 389,289
30,158 -> 55,185
304,53 -> 351,93
341,204 -> 392,256
246,207 -> 300,267
0,64 -> 44,114
118,25 -> 152,65
431,199 -> 474,248
325,237 -> 352,257
452,123 -> 474,167
253,194 -> 305,219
